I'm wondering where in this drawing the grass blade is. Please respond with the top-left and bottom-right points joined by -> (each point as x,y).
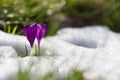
12,25 -> 18,34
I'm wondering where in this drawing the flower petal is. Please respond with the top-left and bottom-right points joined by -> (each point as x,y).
24,25 -> 30,37
24,23 -> 46,48
37,24 -> 46,47
24,24 -> 37,47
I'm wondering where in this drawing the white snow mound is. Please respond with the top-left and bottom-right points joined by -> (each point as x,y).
0,26 -> 120,80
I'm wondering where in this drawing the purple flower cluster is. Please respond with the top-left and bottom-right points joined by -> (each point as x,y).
24,23 -> 46,48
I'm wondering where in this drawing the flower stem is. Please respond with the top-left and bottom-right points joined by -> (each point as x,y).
25,45 -> 28,56
34,44 -> 40,56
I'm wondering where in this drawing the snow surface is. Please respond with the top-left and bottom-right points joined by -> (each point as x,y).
0,26 -> 120,80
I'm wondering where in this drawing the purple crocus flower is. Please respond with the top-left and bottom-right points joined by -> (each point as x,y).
36,24 -> 46,48
24,23 -> 46,48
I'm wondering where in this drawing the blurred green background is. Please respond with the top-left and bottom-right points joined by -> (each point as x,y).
0,0 -> 120,36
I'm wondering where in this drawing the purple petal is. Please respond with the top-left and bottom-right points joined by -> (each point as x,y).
24,24 -> 37,47
24,23 -> 46,48
24,25 -> 30,37
37,24 -> 46,47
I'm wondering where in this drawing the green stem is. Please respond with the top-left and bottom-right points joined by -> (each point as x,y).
25,45 -> 28,56
34,44 -> 40,56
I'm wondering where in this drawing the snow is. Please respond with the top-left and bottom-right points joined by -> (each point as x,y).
0,31 -> 31,57
0,26 -> 120,80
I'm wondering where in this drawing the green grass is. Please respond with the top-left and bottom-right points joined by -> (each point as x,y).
0,0 -> 65,36
12,67 -> 85,80
66,69 -> 85,80
3,25 -> 18,34
1,0 -> 120,36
